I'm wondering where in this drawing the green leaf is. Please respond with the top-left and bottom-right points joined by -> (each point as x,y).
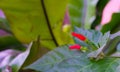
74,27 -> 103,48
68,0 -> 98,29
98,31 -> 110,47
0,36 -> 24,51
0,0 -> 73,49
87,32 -> 110,59
73,27 -> 112,59
101,13 -> 120,34
91,0 -> 109,29
24,28 -> 120,72
25,45 -> 120,72
74,37 -> 90,48
88,32 -> 120,59
98,32 -> 120,57
74,27 -> 111,49
87,43 -> 106,59
103,36 -> 120,55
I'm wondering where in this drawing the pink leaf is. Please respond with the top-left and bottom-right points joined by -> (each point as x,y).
101,0 -> 120,25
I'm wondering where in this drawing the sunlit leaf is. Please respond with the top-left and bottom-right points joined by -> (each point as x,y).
0,0 -> 73,49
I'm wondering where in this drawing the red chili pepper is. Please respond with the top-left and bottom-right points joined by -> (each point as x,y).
71,32 -> 86,41
69,44 -> 81,50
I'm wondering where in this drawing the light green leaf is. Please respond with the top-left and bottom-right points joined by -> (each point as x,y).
0,0 -> 73,49
25,45 -> 120,72
68,0 -> 98,29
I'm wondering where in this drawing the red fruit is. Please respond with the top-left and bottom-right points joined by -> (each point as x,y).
69,44 -> 81,50
71,32 -> 86,41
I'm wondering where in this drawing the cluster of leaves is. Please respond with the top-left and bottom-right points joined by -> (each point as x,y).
0,0 -> 73,71
5,27 -> 119,72
0,0 -> 120,72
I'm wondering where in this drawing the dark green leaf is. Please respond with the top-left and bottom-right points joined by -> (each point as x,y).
91,0 -> 109,29
0,36 -> 24,51
103,36 -> 120,55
